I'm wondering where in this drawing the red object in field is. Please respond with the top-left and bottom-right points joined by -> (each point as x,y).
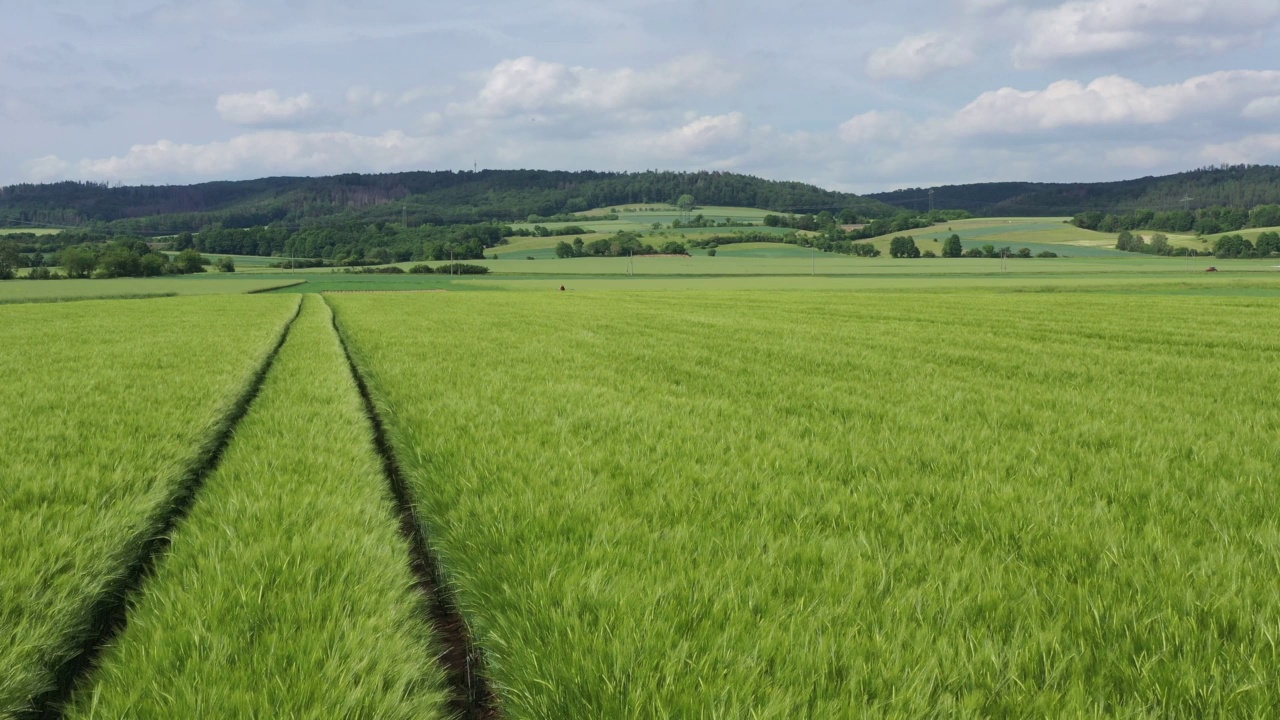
1205,266 -> 1218,272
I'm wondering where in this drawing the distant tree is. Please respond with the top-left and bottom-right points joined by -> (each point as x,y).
941,234 -> 963,258
96,246 -> 143,278
61,246 -> 98,278
706,248 -> 717,257
921,249 -> 937,258
1256,231 -> 1280,256
676,194 -> 696,211
1116,230 -> 1134,251
554,241 -> 576,258
141,252 -> 169,277
171,232 -> 195,251
1036,251 -> 1059,258
1015,247 -> 1032,258
0,240 -> 19,280
572,237 -> 585,256
1249,204 -> 1280,228
981,244 -> 997,258
889,235 -> 920,258
216,256 -> 236,273
409,264 -> 434,274
174,248 -> 208,274
659,240 -> 688,255
1214,234 -> 1254,259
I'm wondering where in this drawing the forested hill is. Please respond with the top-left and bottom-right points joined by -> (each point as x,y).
0,170 -> 899,233
867,165 -> 1280,216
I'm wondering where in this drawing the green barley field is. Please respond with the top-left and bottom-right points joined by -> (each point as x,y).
3,265 -> 1280,716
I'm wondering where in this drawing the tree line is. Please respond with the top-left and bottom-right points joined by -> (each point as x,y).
0,236 -> 225,280
555,232 -> 688,258
0,170 -> 902,234
1073,204 -> 1280,235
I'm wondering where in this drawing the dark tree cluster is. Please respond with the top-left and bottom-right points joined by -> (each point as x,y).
1074,204 -> 1280,235
1113,231 -> 1213,257
0,236 -> 216,281
554,232 -> 687,258
0,170 -> 903,235
1213,232 -> 1280,259
871,165 -> 1280,217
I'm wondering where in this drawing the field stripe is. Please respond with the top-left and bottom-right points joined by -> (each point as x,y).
325,294 -> 501,720
61,295 -> 448,718
24,294 -> 305,718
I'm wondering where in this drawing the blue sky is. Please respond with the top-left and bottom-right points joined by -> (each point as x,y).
2,0 -> 1279,192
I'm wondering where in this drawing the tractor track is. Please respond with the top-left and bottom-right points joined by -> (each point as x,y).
24,295 -> 304,720
324,295 -> 501,720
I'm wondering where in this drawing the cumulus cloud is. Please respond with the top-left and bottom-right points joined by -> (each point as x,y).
1242,96 -> 1280,119
838,111 -> 910,144
1015,0 -> 1280,66
1202,134 -> 1280,165
652,112 -> 750,157
866,33 -> 976,80
455,54 -> 739,118
950,70 -> 1280,135
50,130 -> 441,182
216,90 -> 318,126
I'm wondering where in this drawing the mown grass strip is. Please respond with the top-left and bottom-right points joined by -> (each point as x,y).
63,295 -> 449,719
329,290 -> 1280,718
0,295 -> 302,718
326,294 -> 500,720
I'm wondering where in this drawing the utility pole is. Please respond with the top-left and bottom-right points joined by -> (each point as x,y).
928,188 -> 935,213
811,246 -> 815,276
1181,196 -> 1194,213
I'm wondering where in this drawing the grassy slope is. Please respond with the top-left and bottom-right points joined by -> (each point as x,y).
67,296 -> 447,719
333,291 -> 1280,717
0,295 -> 299,716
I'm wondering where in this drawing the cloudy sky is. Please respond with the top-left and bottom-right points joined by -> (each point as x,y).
3,0 -> 1279,192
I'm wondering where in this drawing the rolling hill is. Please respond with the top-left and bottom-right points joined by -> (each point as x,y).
867,165 -> 1280,216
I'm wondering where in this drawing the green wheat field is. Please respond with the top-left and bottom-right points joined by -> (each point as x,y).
2,219 -> 1279,718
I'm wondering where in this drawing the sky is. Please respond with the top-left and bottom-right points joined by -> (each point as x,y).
2,0 -> 1279,193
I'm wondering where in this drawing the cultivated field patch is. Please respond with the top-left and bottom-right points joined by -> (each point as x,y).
0,295 -> 300,716
65,296 -> 450,719
331,290 -> 1280,717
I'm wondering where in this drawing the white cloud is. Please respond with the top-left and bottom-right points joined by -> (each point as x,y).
651,112 -> 750,156
216,90 -> 318,126
1202,134 -> 1280,165
455,54 -> 738,118
56,130 -> 442,182
866,33 -> 976,80
1243,96 -> 1280,119
23,155 -> 70,182
950,71 -> 1280,135
838,111 -> 910,144
1015,0 -> 1280,66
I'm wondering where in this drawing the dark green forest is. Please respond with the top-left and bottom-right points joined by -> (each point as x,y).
0,170 -> 899,233
867,165 -> 1280,216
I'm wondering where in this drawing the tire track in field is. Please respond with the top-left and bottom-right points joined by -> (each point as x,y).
25,295 -> 305,720
324,295 -> 501,720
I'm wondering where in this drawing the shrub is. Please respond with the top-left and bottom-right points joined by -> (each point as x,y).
1036,251 -> 1059,258
409,264 -> 434,274
433,263 -> 490,275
